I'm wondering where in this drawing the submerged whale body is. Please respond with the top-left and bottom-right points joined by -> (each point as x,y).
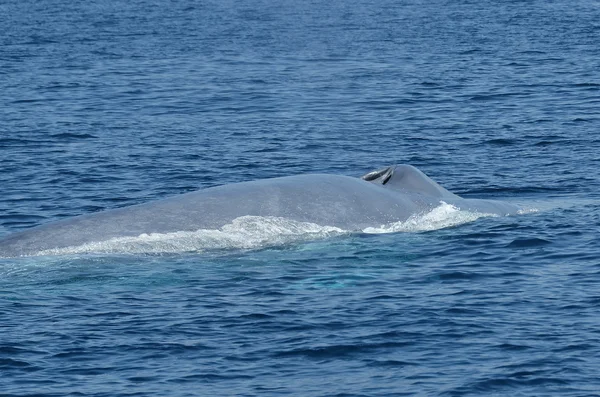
0,165 -> 520,257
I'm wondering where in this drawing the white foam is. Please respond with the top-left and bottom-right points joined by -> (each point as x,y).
362,201 -> 496,234
36,216 -> 346,256
35,203 -> 502,256
517,207 -> 539,215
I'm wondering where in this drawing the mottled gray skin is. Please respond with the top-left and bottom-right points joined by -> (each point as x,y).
0,165 -> 519,257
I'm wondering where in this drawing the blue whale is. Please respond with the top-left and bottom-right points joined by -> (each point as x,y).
0,165 -> 520,257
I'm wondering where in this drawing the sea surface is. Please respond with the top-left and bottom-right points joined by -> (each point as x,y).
1,0 -> 600,395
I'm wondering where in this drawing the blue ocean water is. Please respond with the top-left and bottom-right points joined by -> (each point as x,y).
1,0 -> 600,395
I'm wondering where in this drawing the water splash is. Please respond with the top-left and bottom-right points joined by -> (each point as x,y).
363,202 -> 496,234
36,216 -> 346,256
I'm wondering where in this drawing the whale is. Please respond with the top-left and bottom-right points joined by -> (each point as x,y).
0,165 -> 520,257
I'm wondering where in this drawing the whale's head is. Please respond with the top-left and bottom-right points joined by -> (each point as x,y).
361,164 -> 459,199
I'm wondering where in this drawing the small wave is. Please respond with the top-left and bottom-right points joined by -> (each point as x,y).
363,202 -> 496,234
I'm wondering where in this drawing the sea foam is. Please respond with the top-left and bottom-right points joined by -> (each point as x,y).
36,202 -> 496,256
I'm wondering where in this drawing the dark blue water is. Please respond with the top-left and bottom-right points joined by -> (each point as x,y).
2,0 -> 600,395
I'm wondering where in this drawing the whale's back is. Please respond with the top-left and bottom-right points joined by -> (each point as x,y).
0,174 -> 421,257
0,166 -> 521,257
